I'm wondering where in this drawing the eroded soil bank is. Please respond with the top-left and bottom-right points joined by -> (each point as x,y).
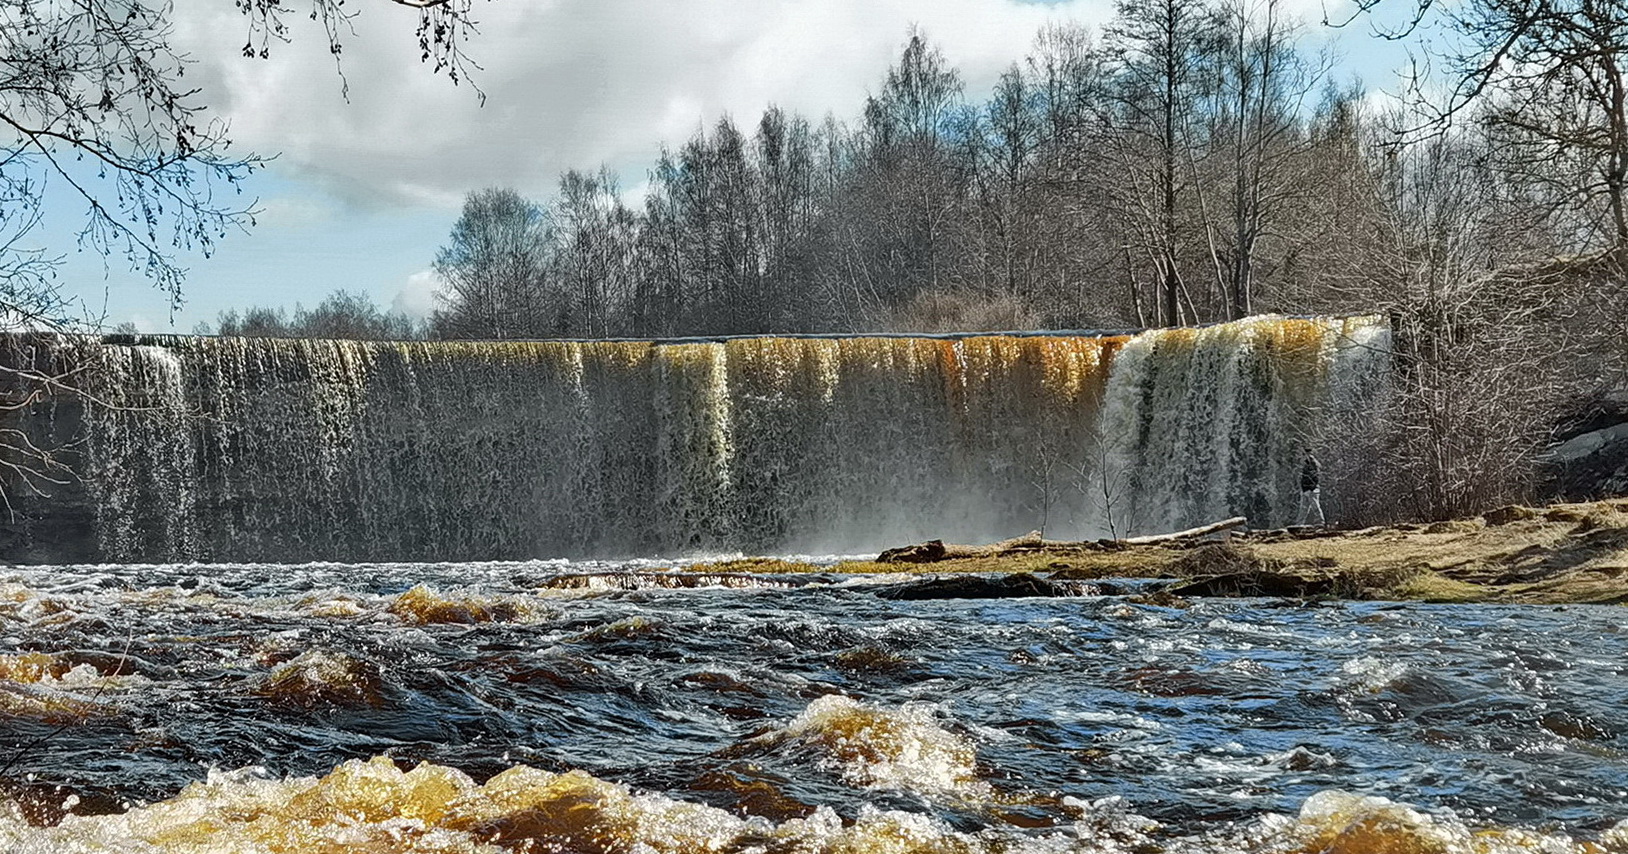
692,499 -> 1628,604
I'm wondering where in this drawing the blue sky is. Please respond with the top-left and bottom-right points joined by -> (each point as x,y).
45,0 -> 1431,333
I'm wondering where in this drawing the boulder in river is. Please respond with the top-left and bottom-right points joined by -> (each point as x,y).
877,539 -> 949,563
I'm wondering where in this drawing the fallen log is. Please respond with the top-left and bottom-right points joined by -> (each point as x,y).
876,531 -> 1044,563
1123,516 -> 1247,544
875,517 -> 1249,563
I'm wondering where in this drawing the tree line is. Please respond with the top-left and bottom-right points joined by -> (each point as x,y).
425,14 -> 1340,338
408,10 -> 1621,342
201,1 -> 1628,523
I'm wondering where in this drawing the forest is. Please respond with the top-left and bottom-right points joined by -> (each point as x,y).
200,0 -> 1628,524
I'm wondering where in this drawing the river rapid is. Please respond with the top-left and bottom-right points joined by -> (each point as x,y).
0,560 -> 1624,853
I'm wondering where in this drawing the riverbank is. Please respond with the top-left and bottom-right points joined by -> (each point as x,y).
692,498 -> 1628,604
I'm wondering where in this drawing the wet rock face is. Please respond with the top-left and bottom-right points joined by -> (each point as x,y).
876,539 -> 948,563
871,573 -> 1080,600
1546,388 -> 1628,501
1547,428 -> 1628,501
0,499 -> 98,565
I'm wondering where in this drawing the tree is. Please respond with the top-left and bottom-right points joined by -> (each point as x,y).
0,0 -> 480,330
1105,0 -> 1216,328
431,188 -> 554,339
1451,0 -> 1628,252
706,117 -> 763,334
206,290 -> 420,339
974,65 -> 1043,299
1344,0 -> 1628,253
295,290 -> 421,339
835,30 -> 966,324
1204,0 -> 1327,318
1028,22 -> 1104,160
1022,24 -> 1129,328
637,151 -> 692,337
216,306 -> 292,337
554,167 -> 638,338
873,27 -> 965,146
754,106 -> 817,331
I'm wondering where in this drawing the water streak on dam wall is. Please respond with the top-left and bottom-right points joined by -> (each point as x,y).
0,315 -> 1389,563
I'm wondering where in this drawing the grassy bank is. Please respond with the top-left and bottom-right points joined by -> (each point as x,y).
687,499 -> 1628,604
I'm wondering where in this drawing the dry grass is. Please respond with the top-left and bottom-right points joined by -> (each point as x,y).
705,498 -> 1628,604
1246,499 -> 1628,602
685,558 -> 827,574
1388,570 -> 1493,603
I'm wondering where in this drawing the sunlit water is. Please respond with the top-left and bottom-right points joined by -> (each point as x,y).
0,559 -> 1624,852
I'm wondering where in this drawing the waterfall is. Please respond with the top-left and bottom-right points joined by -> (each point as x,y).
2,315 -> 1390,563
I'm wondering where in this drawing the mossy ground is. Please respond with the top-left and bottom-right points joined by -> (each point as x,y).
690,499 -> 1628,604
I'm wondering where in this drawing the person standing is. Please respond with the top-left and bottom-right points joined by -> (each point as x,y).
1297,453 -> 1325,527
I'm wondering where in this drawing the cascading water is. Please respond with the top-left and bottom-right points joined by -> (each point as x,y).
3,314 -> 1389,563
1091,316 -> 1389,535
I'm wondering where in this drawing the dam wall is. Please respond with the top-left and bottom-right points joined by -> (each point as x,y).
0,315 -> 1390,563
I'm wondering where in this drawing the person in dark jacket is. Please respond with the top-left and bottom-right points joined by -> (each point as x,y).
1296,454 -> 1325,526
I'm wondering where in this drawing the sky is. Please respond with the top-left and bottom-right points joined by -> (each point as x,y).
46,0 -> 1429,333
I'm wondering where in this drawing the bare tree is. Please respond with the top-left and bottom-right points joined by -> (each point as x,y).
840,29 -> 966,321
754,106 -> 817,331
1105,0 -> 1215,327
969,65 -> 1043,301
1365,0 -> 1628,254
238,1 -> 481,94
1203,0 -> 1328,318
216,307 -> 292,338
432,188 -> 554,339
707,118 -> 764,334
872,27 -> 965,146
1023,24 -> 1132,328
555,168 -> 639,338
295,290 -> 421,339
1312,117 -> 1603,520
205,291 -> 420,339
0,0 -> 483,329
2,1 -> 259,323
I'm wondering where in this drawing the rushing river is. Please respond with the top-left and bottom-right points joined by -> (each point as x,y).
0,560 -> 1624,853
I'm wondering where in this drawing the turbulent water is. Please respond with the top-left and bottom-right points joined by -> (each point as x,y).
0,560 -> 1623,853
4,315 -> 1389,563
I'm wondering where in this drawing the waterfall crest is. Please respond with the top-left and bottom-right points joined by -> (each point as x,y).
3,315 -> 1389,562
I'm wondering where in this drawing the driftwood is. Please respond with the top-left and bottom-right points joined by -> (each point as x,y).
875,517 -> 1249,564
1123,517 -> 1248,544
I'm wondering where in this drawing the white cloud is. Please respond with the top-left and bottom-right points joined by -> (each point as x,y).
393,269 -> 441,320
172,0 -> 1113,210
250,194 -> 336,229
120,312 -> 154,333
